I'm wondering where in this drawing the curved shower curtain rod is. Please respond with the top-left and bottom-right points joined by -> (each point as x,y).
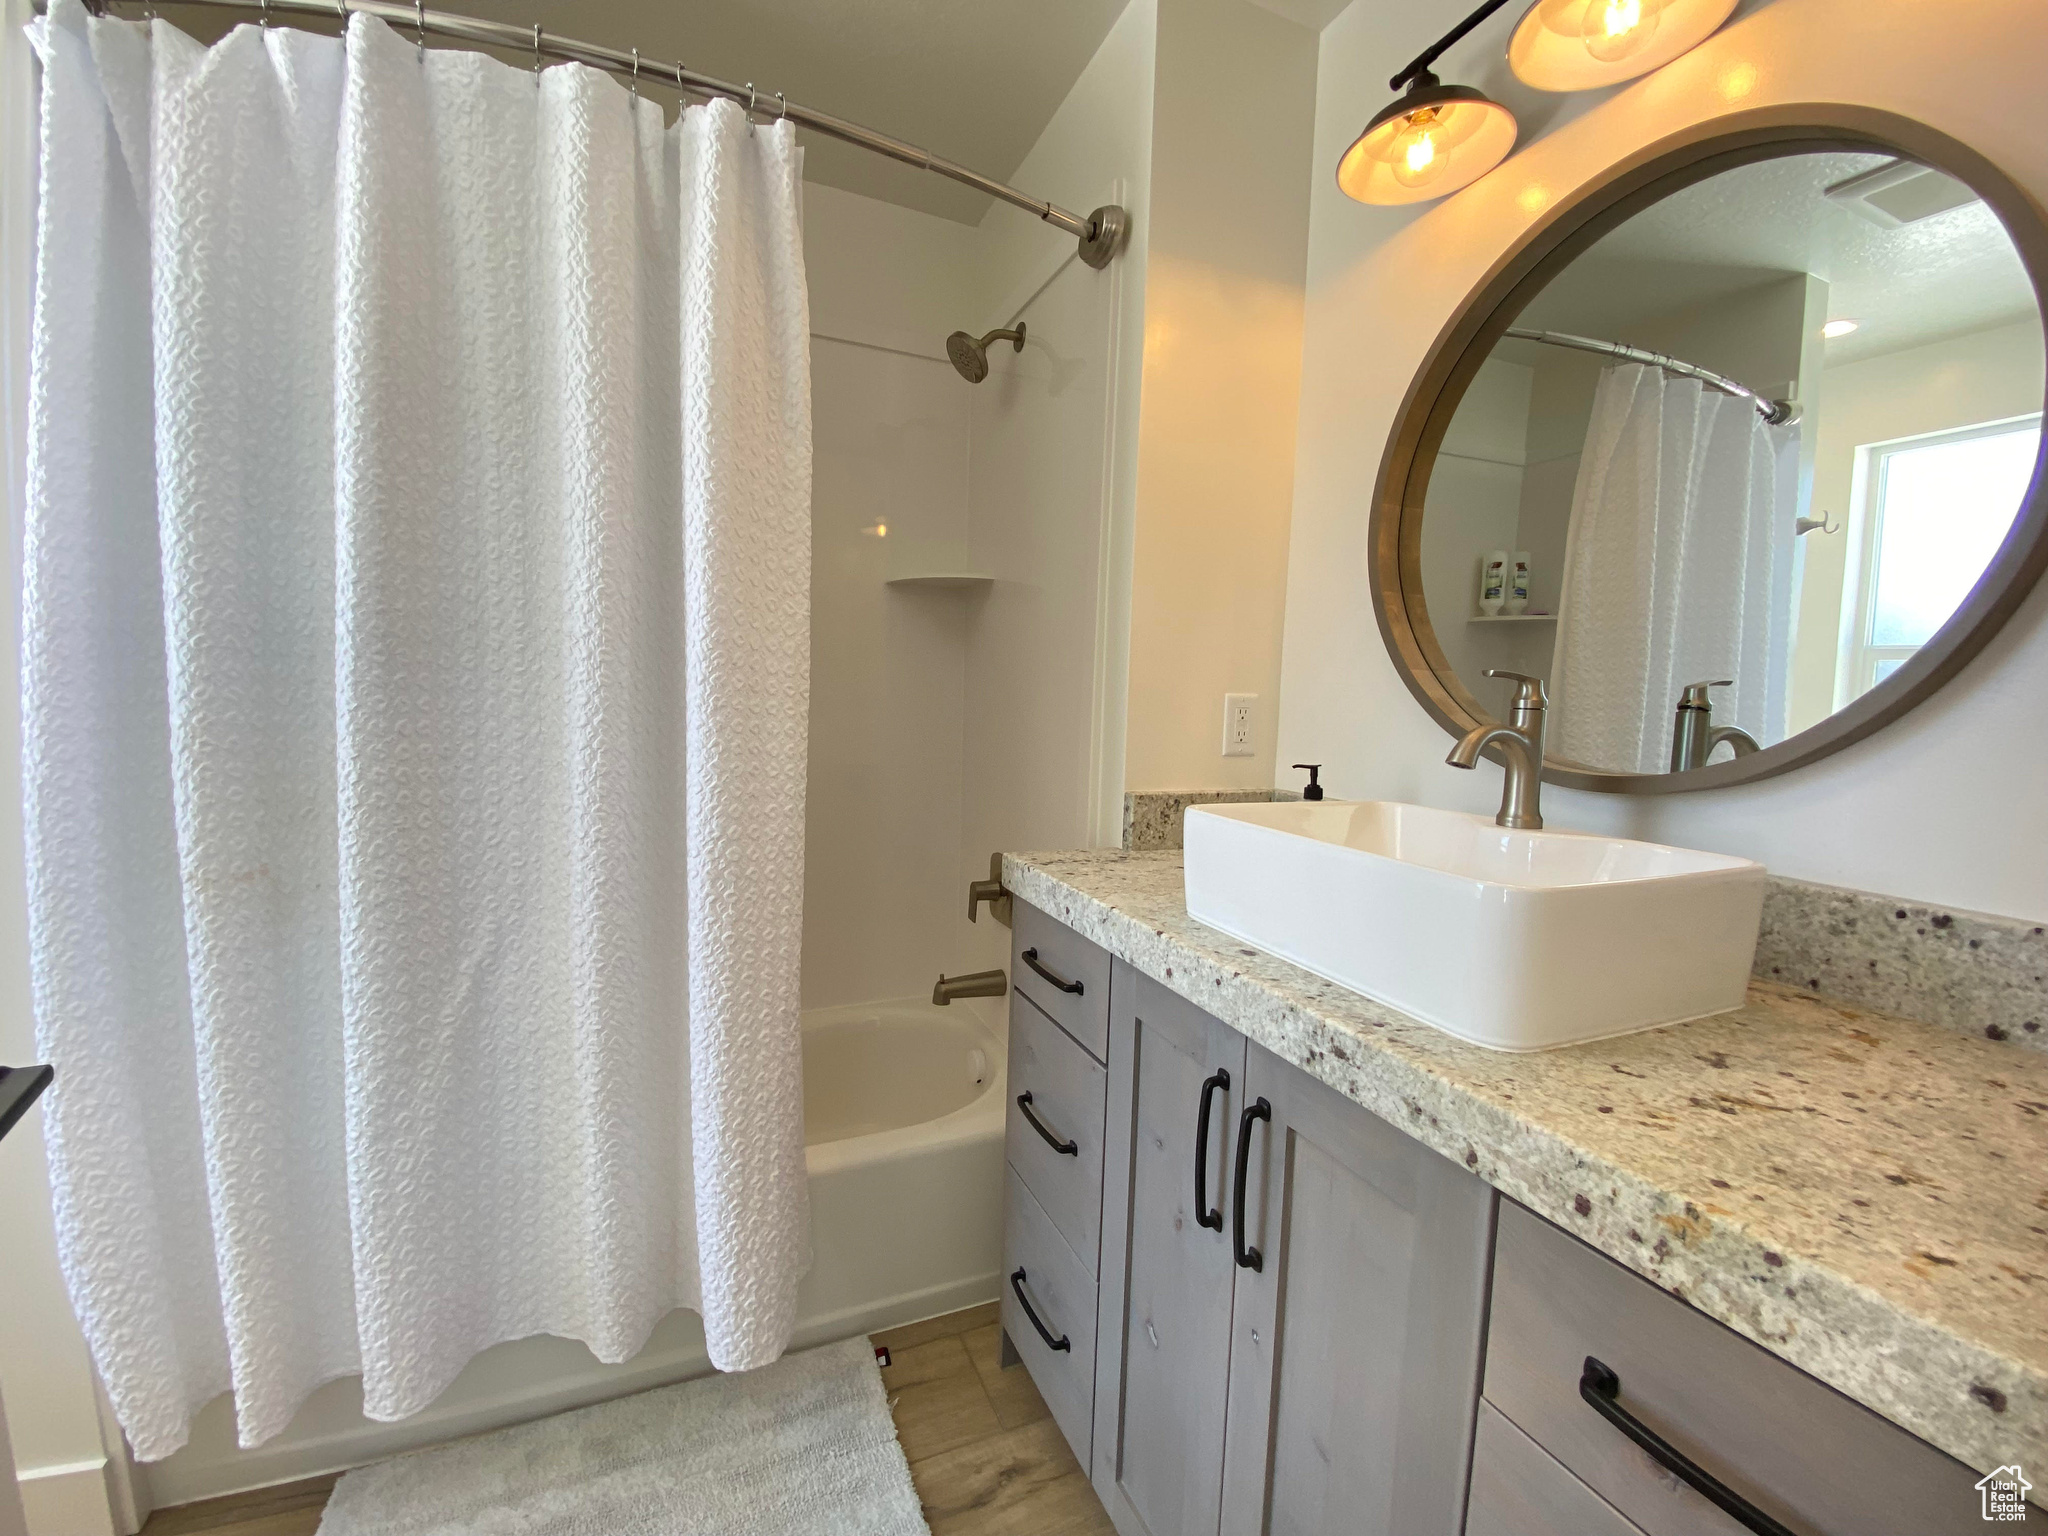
50,0 -> 1132,270
1503,327 -> 1799,427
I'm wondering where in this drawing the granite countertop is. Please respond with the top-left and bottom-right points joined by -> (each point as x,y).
1003,847 -> 2048,1479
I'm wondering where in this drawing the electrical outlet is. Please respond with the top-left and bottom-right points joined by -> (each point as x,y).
1223,694 -> 1257,758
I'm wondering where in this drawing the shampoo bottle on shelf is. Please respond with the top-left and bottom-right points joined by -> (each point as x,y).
1506,551 -> 1531,615
1478,551 -> 1507,616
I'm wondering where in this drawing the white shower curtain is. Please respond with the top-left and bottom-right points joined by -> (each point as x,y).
1549,362 -> 1796,773
23,0 -> 812,1461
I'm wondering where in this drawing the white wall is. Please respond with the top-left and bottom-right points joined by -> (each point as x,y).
1120,0 -> 1319,794
1788,316 -> 2045,731
1275,0 -> 2048,921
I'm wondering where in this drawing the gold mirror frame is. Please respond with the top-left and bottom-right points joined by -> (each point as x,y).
1370,105 -> 2048,793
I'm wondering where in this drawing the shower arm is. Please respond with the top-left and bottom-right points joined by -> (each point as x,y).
53,0 -> 1132,270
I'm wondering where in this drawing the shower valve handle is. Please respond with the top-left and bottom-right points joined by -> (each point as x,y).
966,852 -> 1011,925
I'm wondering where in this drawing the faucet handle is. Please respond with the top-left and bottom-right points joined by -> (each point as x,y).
1677,679 -> 1735,710
1483,669 -> 1548,710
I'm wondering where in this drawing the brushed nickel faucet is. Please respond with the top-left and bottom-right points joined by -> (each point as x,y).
1669,680 -> 1761,771
1446,670 -> 1548,830
932,969 -> 1008,1006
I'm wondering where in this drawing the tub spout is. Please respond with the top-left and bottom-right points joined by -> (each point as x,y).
933,968 -> 1008,1006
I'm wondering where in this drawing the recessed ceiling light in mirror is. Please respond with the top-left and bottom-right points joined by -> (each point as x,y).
1822,318 -> 1860,338
1508,0 -> 1740,92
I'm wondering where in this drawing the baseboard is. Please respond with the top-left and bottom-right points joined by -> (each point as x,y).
145,1272 -> 999,1512
18,1458 -> 118,1536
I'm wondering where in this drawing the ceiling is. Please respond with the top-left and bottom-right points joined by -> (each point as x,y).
1513,150 -> 2040,367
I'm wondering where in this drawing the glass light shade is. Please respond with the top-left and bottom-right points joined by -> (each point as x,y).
1508,0 -> 1738,92
1337,84 -> 1519,206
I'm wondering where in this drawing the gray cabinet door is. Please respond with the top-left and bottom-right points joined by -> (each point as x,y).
1217,1038 -> 1495,1536
1095,961 -> 1247,1536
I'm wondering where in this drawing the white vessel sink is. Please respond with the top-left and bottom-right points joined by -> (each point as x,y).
1183,801 -> 1765,1052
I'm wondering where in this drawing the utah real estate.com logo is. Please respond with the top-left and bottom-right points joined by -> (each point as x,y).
1976,1465 -> 2033,1523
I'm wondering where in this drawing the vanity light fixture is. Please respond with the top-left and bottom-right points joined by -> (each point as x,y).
1822,318 -> 1860,339
1508,0 -> 1739,92
1338,2 -> 1520,206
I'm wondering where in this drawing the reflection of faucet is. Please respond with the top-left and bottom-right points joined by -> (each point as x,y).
1447,670 -> 1547,830
933,969 -> 1008,1006
1670,680 -> 1761,771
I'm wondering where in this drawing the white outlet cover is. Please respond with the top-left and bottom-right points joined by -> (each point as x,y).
1223,693 -> 1257,757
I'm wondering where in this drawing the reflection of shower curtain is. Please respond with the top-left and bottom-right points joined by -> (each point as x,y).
25,0 -> 812,1461
1550,363 -> 1796,773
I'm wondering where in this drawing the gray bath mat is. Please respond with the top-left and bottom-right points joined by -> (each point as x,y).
317,1337 -> 928,1535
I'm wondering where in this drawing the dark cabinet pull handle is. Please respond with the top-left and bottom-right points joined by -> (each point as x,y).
1016,1092 -> 1078,1155
1010,1267 -> 1071,1352
1021,947 -> 1084,995
1194,1068 -> 1230,1231
1232,1097 -> 1271,1271
1579,1358 -> 1798,1536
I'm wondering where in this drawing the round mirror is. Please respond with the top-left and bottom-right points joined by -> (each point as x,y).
1373,110 -> 2048,791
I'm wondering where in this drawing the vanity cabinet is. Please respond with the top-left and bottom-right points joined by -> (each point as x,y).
999,898 -> 2012,1536
1091,959 -> 1494,1536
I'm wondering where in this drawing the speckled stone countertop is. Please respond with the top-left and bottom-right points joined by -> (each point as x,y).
1003,848 -> 2048,1479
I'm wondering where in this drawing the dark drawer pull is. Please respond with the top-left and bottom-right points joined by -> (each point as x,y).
1194,1068 -> 1230,1231
1021,947 -> 1085,995
1232,1097 -> 1270,1271
1010,1267 -> 1071,1352
1016,1092 -> 1078,1155
1579,1358 -> 1798,1536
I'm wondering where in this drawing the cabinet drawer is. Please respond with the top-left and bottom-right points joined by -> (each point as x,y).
1012,899 -> 1111,1062
1006,992 -> 1108,1273
1466,1402 -> 1645,1536
1003,1164 -> 1098,1466
1485,1201 -> 1992,1536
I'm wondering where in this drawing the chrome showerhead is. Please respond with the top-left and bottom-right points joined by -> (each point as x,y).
945,322 -> 1025,384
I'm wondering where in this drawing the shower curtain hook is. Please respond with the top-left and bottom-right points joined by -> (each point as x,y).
775,91 -> 787,122
629,47 -> 639,99
532,22 -> 543,77
414,0 -> 424,59
260,0 -> 270,28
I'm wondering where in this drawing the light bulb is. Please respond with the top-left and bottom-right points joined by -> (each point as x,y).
1584,0 -> 1658,62
1392,112 -> 1447,189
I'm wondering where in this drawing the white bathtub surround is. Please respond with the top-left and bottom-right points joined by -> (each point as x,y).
317,1338 -> 926,1536
23,0 -> 810,1464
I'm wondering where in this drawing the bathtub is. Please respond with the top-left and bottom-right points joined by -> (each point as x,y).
794,994 -> 1008,1329
150,993 -> 1009,1506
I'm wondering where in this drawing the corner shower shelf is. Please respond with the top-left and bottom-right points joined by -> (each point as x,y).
886,574 -> 995,591
1468,614 -> 1556,623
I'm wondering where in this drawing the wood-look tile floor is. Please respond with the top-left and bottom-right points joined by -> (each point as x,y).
138,1303 -> 1115,1536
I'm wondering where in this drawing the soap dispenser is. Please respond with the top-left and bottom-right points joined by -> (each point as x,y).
1293,764 -> 1324,801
